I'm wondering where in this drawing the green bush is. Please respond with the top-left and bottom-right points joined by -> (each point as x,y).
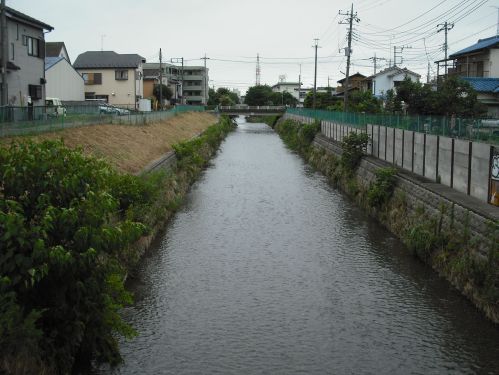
341,132 -> 369,170
0,141 -> 146,373
275,119 -> 320,153
367,167 -> 398,207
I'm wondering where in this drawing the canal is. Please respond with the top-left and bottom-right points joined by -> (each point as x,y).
105,117 -> 499,374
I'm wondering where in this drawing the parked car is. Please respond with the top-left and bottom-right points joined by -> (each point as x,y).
98,103 -> 130,116
45,97 -> 66,117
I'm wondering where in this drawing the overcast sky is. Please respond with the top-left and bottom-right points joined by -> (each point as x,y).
9,0 -> 498,94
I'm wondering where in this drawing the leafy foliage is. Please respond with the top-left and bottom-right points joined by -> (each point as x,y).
340,132 -> 369,170
274,119 -> 320,154
303,90 -> 340,109
153,84 -> 173,101
0,141 -> 147,373
367,167 -> 397,207
208,87 -> 240,106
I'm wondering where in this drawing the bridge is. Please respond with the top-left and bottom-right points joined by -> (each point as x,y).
217,105 -> 286,116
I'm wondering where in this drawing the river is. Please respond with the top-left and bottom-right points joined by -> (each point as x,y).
102,117 -> 499,375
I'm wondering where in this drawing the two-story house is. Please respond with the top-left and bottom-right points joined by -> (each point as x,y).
368,66 -> 420,97
73,51 -> 145,109
0,6 -> 53,107
336,72 -> 366,96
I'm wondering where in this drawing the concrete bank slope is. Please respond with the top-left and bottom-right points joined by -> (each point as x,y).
1,112 -> 218,174
312,133 -> 499,323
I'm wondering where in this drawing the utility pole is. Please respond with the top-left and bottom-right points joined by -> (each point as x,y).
369,53 -> 386,75
312,38 -> 320,109
427,62 -> 431,83
200,53 -> 210,105
298,63 -> 302,106
159,48 -> 163,110
171,57 -> 184,104
327,76 -> 331,88
1,0 -> 7,106
393,45 -> 411,66
256,53 -> 261,86
339,3 -> 360,111
437,21 -> 454,76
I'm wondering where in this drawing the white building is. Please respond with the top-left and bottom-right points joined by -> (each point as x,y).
271,82 -> 301,102
369,66 -> 420,97
45,57 -> 84,101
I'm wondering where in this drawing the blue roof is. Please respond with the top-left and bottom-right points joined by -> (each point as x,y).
449,36 -> 499,58
45,56 -> 64,70
462,77 -> 499,93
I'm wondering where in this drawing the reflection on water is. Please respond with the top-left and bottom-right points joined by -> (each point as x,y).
101,116 -> 499,375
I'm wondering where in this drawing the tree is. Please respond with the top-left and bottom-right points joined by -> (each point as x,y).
208,87 -> 240,106
303,90 -> 340,109
153,84 -> 173,102
244,85 -> 274,106
347,91 -> 383,113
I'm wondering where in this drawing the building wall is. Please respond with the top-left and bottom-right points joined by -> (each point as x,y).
4,18 -> 46,106
489,49 -> 499,77
373,71 -> 419,96
272,84 -> 300,101
45,59 -> 84,101
76,66 -> 143,108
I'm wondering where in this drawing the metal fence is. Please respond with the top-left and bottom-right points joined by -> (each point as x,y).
0,105 -> 205,138
286,108 -> 499,144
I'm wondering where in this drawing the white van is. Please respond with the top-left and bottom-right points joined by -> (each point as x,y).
45,97 -> 67,117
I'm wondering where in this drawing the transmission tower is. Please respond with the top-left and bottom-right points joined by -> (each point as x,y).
256,53 -> 261,86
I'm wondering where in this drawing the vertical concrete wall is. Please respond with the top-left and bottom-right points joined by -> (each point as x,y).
438,137 -> 453,187
413,133 -> 425,176
424,135 -> 438,182
403,130 -> 414,172
470,142 -> 491,202
386,127 -> 395,164
453,139 -> 470,195
394,129 -> 404,167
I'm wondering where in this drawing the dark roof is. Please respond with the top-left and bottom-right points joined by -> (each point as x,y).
337,72 -> 366,84
45,56 -> 64,70
73,51 -> 146,69
450,36 -> 499,58
462,77 -> 499,93
5,6 -> 53,31
46,42 -> 66,57
368,66 -> 421,79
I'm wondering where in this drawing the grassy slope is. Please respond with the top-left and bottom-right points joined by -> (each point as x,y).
0,112 -> 217,174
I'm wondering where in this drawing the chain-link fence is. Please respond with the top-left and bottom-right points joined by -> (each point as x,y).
0,105 -> 205,137
286,108 -> 499,145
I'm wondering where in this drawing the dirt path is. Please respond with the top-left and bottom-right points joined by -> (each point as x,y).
1,112 -> 218,174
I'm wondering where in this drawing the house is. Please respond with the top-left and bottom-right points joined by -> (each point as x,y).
142,62 -> 209,105
0,6 -> 53,107
45,42 -> 71,63
336,73 -> 366,96
461,77 -> 499,117
444,35 -> 499,78
368,66 -> 420,97
45,56 -> 84,101
143,62 -> 178,105
73,51 -> 145,109
271,82 -> 301,102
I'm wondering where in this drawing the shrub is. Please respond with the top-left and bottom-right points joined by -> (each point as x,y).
367,167 -> 398,207
341,132 -> 369,170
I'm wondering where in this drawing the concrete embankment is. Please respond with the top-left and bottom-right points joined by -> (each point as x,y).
274,116 -> 499,324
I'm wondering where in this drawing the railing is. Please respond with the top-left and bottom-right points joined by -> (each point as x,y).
286,108 -> 499,145
0,105 -> 205,138
218,105 -> 286,112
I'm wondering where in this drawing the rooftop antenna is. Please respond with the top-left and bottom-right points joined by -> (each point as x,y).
256,53 -> 261,86
100,34 -> 106,51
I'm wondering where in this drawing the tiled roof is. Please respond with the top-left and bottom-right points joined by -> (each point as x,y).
449,36 -> 499,58
462,77 -> 499,93
46,42 -> 65,57
337,72 -> 366,84
5,6 -> 53,31
45,56 -> 64,70
74,51 -> 145,69
368,66 -> 421,79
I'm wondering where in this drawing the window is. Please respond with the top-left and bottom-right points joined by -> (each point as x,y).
16,24 -> 19,40
10,43 -> 14,60
22,35 -> 27,46
82,72 -> 102,85
115,70 -> 128,80
28,84 -> 42,100
27,37 -> 39,57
